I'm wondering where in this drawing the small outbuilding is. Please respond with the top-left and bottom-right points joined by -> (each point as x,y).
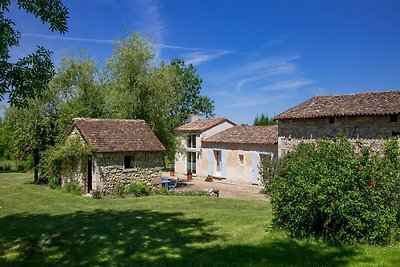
61,118 -> 165,195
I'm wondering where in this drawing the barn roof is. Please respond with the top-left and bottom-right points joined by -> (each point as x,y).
274,90 -> 400,120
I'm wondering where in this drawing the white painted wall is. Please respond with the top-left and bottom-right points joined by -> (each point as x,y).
174,121 -> 235,177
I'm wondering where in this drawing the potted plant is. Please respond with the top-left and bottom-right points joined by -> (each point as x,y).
187,171 -> 193,180
169,167 -> 175,177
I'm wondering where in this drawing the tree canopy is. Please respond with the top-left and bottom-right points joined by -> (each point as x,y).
0,0 -> 69,107
253,113 -> 276,126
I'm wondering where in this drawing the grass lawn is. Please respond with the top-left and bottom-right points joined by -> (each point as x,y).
0,173 -> 399,266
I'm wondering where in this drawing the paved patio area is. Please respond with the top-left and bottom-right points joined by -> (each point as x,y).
164,173 -> 267,200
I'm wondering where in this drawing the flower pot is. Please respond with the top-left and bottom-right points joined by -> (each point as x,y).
169,168 -> 175,177
187,172 -> 193,180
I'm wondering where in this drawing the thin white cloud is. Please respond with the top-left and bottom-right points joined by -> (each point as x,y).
22,33 -> 115,44
261,79 -> 315,92
183,50 -> 232,65
130,0 -> 164,45
21,33 -> 230,54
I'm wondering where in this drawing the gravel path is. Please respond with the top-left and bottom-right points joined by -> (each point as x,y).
165,173 -> 267,201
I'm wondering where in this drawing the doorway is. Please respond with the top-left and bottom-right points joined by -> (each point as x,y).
187,152 -> 197,174
214,150 -> 221,177
87,159 -> 92,193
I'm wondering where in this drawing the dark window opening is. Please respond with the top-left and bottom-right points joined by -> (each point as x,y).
187,134 -> 196,148
392,132 -> 400,137
124,155 -> 136,168
390,115 -> 398,122
329,117 -> 335,124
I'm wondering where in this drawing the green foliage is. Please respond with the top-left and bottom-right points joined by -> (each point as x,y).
0,118 -> 12,159
48,176 -> 60,189
0,160 -> 16,172
64,180 -> 81,195
4,99 -> 58,182
0,0 -> 69,107
169,58 -> 215,126
266,136 -> 400,245
129,181 -> 151,197
153,189 -> 214,197
44,137 -> 93,178
49,54 -> 107,136
113,183 -> 127,197
253,113 -> 276,126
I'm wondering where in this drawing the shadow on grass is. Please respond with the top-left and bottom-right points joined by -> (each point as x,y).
0,210 -> 370,267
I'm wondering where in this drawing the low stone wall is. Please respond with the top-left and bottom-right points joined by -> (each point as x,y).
278,137 -> 389,157
100,165 -> 160,194
94,152 -> 162,195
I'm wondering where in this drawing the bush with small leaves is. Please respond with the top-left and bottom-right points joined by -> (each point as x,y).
48,176 -> 60,189
113,183 -> 127,197
64,180 -> 82,195
264,136 -> 400,245
129,181 -> 151,197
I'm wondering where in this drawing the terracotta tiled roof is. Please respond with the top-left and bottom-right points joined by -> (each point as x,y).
203,125 -> 278,145
175,118 -> 235,132
274,90 -> 400,120
73,118 -> 165,152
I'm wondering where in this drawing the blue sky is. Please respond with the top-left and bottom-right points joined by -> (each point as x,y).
6,0 -> 400,124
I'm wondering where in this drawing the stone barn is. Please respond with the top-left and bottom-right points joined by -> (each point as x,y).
61,118 -> 165,195
274,90 -> 400,156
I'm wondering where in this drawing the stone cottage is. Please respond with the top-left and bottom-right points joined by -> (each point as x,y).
202,125 -> 278,185
62,118 -> 165,195
274,90 -> 400,156
174,115 -> 236,177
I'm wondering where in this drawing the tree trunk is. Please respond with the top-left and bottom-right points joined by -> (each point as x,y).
33,149 -> 40,184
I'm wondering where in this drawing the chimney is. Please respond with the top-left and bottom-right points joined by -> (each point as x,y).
188,114 -> 200,123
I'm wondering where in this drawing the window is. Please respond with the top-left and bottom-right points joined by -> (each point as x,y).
239,154 -> 245,165
187,134 -> 196,148
329,117 -> 335,124
390,115 -> 398,122
124,155 -> 136,169
187,152 -> 196,174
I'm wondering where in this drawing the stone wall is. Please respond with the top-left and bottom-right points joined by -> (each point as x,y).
277,115 -> 400,157
278,137 -> 389,157
60,158 -> 89,194
278,115 -> 400,139
93,152 -> 163,195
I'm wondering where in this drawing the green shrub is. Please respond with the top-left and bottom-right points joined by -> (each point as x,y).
48,176 -> 60,189
64,180 -> 82,195
129,181 -> 151,197
265,136 -> 400,245
113,183 -> 127,197
153,189 -> 214,197
0,160 -> 13,172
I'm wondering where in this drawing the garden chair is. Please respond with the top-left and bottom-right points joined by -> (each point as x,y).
168,178 -> 180,190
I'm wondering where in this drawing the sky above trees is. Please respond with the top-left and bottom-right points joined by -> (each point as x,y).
6,0 -> 400,124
